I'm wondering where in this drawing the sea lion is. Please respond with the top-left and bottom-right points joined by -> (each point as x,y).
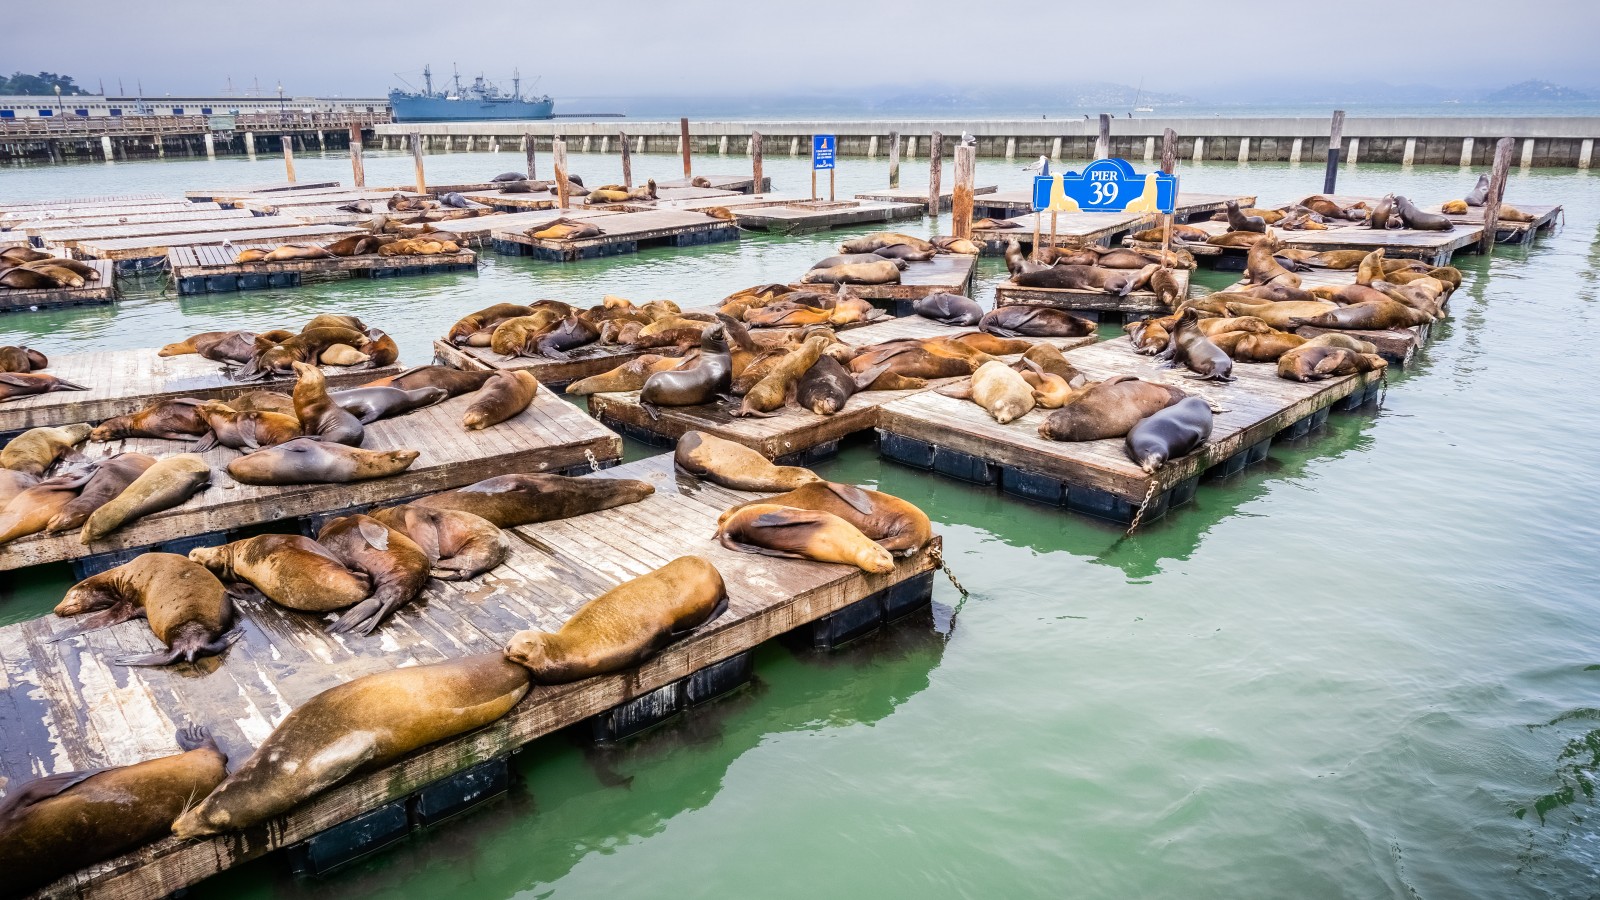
190,535 -> 371,613
1367,194 -> 1400,230
1224,200 -> 1266,233
795,355 -> 888,416
951,332 -> 1033,356
529,218 -> 603,241
240,327 -> 370,380
938,360 -> 1035,424
0,469 -> 38,508
317,344 -> 369,367
231,390 -> 296,416
1193,316 -> 1273,337
640,326 -> 732,416
505,556 -> 728,682
291,362 -> 363,446
1234,282 -> 1316,303
1210,330 -> 1305,363
0,725 -> 227,898
980,305 -> 1095,338
301,314 -> 367,333
672,431 -> 818,492
329,385 -> 447,424
1019,343 -> 1084,383
1244,232 -> 1301,288
1037,376 -> 1187,442
192,401 -> 301,452
261,244 -> 335,262
802,260 -> 901,285
0,472 -> 90,545
912,292 -> 983,326
462,370 -> 539,430
1288,300 -> 1432,330
0,372 -> 88,402
0,246 -> 52,264
79,454 -> 211,544
1465,174 -> 1490,207
316,514 -> 430,635
492,171 -> 527,183
1304,333 -> 1378,354
1306,250 -> 1371,270
1277,345 -> 1388,382
531,312 -> 601,358
1207,231 -> 1266,249
1441,199 -> 1468,215
0,345 -> 48,372
1223,300 -> 1339,330
0,267 -> 61,289
2,424 -> 90,476
362,365 -> 493,397
53,552 -> 237,666
735,335 -> 831,417
874,243 -> 937,262
1160,309 -> 1234,381
448,303 -> 536,346
717,504 -> 895,574
1125,396 -> 1214,473
1394,195 -> 1453,231
157,330 -> 260,364
567,354 -> 687,395
24,265 -> 86,288
369,504 -> 507,580
45,452 -> 157,533
930,236 -> 981,254
227,438 -> 416,485
721,482 -> 931,557
172,653 -> 531,839
413,472 -> 653,527
1003,239 -> 1050,275
837,232 -> 935,254
1150,268 -> 1183,307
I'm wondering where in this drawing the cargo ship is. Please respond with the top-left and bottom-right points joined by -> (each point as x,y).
389,65 -> 554,122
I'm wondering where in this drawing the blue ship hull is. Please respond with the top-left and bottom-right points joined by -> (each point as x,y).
390,94 -> 554,122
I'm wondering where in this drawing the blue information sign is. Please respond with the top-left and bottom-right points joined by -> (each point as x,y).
812,134 -> 835,171
1031,157 -> 1177,215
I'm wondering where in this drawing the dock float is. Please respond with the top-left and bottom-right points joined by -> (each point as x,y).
72,224 -> 364,272
588,317 -> 1096,463
1439,201 -> 1559,244
972,191 -> 1256,223
1275,220 -> 1483,267
492,209 -> 738,261
659,174 -> 772,193
1,192 -> 169,209
459,187 -> 569,212
0,389 -> 620,574
3,452 -> 935,899
854,184 -> 997,212
184,181 -> 340,202
393,208 -> 612,247
10,206 -> 232,236
876,337 -> 1384,527
0,201 -> 206,230
0,259 -> 116,313
36,214 -> 287,254
971,211 -> 1145,256
794,254 -> 977,313
0,349 -> 399,438
993,267 -> 1191,322
168,244 -> 478,295
731,199 -> 923,233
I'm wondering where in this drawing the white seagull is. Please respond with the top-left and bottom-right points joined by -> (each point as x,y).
960,131 -> 977,146
1022,156 -> 1051,177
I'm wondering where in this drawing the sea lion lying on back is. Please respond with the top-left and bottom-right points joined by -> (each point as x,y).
718,504 -> 895,574
980,305 -> 1094,338
722,482 -> 931,557
52,552 -> 238,666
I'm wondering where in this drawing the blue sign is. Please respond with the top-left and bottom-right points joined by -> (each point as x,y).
812,134 -> 835,171
1031,157 -> 1177,215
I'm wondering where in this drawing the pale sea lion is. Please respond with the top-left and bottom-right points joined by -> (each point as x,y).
674,431 -> 821,492
189,535 -> 371,613
802,260 -> 902,285
940,360 -> 1036,424
81,454 -> 211,544
0,725 -> 227,899
717,504 -> 895,574
292,361 -> 364,445
171,654 -> 531,839
1125,396 -> 1214,473
318,344 -> 370,367
53,552 -> 237,666
413,472 -> 654,527
316,514 -> 430,635
505,556 -> 728,682
369,504 -> 508,580
463,370 -> 539,430
1037,377 -> 1186,442
227,439 -> 416,486
1303,333 -> 1378,354
2,424 -> 90,476
720,482 -> 931,557
45,452 -> 156,533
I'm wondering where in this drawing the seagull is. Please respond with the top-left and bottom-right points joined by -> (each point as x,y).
960,131 -> 977,146
1022,156 -> 1050,177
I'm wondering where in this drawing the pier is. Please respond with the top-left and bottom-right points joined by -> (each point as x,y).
0,259 -> 116,312
72,224 -> 363,271
993,268 -> 1191,321
168,244 -> 478,295
491,209 -> 738,261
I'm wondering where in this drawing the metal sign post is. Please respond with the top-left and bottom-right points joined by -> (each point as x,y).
812,134 -> 835,202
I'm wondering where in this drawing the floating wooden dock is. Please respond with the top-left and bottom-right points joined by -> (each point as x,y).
36,215 -> 291,253
0,259 -> 116,313
732,199 -> 923,233
970,211 -> 1145,256
1435,202 -> 1559,245
10,206 -> 232,236
0,349 -> 400,438
0,202 -> 205,230
1228,269 -> 1438,366
994,268 -> 1191,321
1275,221 -> 1482,267
654,193 -> 809,213
72,224 -> 363,271
184,181 -> 340,202
876,337 -> 1384,527
459,188 -> 568,212
794,254 -> 977,311
2,451 -> 935,900
168,244 -> 477,295
492,209 -> 738,261
853,184 -> 997,212
395,209 -> 615,247
1,192 -> 169,209
0,389 -> 620,574
659,174 -> 772,194
971,191 -> 1255,223
588,317 -> 1097,463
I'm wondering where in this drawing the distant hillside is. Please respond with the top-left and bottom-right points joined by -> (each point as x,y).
1483,80 -> 1591,102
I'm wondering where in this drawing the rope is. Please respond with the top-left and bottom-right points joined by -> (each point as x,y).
1124,475 -> 1163,537
583,447 -> 602,473
927,545 -> 970,609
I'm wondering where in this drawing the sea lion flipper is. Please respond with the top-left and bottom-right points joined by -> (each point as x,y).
936,379 -> 974,400
823,482 -> 876,516
175,723 -> 217,752
357,520 -> 389,550
114,647 -> 183,667
193,431 -> 219,453
44,605 -> 142,643
328,599 -> 383,635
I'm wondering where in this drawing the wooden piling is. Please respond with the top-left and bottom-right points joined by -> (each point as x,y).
928,131 -> 943,218
887,130 -> 901,188
680,117 -> 692,177
1096,114 -> 1111,159
348,126 -> 365,187
522,133 -> 537,180
410,131 -> 426,195
281,135 -> 296,182
553,138 -> 570,210
1323,110 -> 1345,194
751,132 -> 763,200
952,145 -> 975,241
619,131 -> 632,189
1159,128 -> 1178,266
1479,137 -> 1515,254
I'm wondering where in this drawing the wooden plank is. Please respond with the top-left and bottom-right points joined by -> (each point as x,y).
184,181 -> 339,202
971,210 -> 1144,256
854,184 -> 997,212
1,203 -> 204,229
657,174 -> 772,194
400,208 -> 616,246
0,259 -> 116,312
994,268 -> 1191,320
37,215 -> 292,251
74,225 -> 363,263
492,209 -> 739,262
0,390 -> 621,572
168,249 -> 477,292
12,207 -> 230,235
733,200 -> 923,233
5,452 -> 934,900
0,193 -> 169,210
792,254 -> 976,303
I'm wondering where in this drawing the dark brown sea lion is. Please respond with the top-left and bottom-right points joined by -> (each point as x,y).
1037,376 -> 1186,442
52,552 -> 237,665
1014,265 -> 1139,295
192,401 -> 301,452
1465,174 -> 1490,207
2,424 -> 90,476
226,439 -> 417,485
567,354 -> 687,395
838,232 -> 935,254
45,452 -> 157,533
240,326 -> 370,380
80,454 -> 211,544
448,303 -> 536,346
721,482 -> 931,557
1211,330 -> 1305,362
172,653 -> 531,839
90,399 -> 208,442
533,313 -> 601,358
673,431 -> 819,492
640,326 -> 733,416
1125,396 -> 1214,473
912,292 -> 983,326
0,345 -> 48,372
0,372 -> 87,402
1160,309 -> 1234,381
190,535 -> 371,612
717,504 -> 895,573
1224,200 -> 1266,233
362,365 -> 493,397
802,260 -> 902,285
1151,268 -> 1183,307
1244,232 -> 1301,287
1288,301 -> 1432,330
1278,345 -> 1388,382
315,514 -> 430,635
0,267 -> 60,289
369,504 -> 507,580
795,355 -> 888,416
1394,195 -> 1453,231
462,370 -> 539,430
0,725 -> 227,899
288,361 -> 362,446
413,472 -> 654,527
505,556 -> 728,682
329,385 -> 447,424
155,330 -> 263,364
874,243 -> 937,262
980,305 -> 1095,338
1367,194 -> 1401,230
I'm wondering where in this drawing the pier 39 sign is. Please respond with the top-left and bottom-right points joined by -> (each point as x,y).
1033,158 -> 1177,215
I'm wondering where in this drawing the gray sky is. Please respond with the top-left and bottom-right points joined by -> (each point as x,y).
9,0 -> 1600,98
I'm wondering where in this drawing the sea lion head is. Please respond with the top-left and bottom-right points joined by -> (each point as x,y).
55,574 -> 118,617
503,630 -> 556,676
187,544 -> 235,580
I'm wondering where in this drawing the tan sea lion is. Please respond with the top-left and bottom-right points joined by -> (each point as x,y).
171,653 -> 531,839
462,370 -> 539,430
566,354 -> 687,395
240,327 -> 371,380
1356,249 -> 1387,286
158,330 -> 259,363
226,439 -> 416,486
717,504 -> 895,574
1223,300 -> 1339,330
1288,301 -> 1433,330
838,232 -> 935,254
231,390 -> 296,416
412,473 -> 653,527
190,535 -> 371,612
0,345 -> 48,372
1207,231 -> 1266,249
192,401 -> 301,452
802,260 -> 902,285
361,365 -> 493,397
2,424 -> 90,476
673,431 -> 820,491
720,482 -> 931,557
318,344 -> 370,367
447,303 -> 536,346
735,334 -> 830,418
0,372 -> 88,402
938,360 -> 1036,424
1019,343 -> 1084,383
0,725 -> 227,899
80,454 -> 211,544
530,219 -> 603,240
1211,330 -> 1306,362
951,333 -> 1034,356
315,514 -> 430,635
1303,333 -> 1378,354
1245,232 -> 1300,287
505,556 -> 728,681
1037,377 -> 1186,442
369,504 -> 508,580
930,236 -> 981,254
1306,250 -> 1370,269
0,472 -> 89,545
261,243 -> 335,262
90,399 -> 209,442
45,452 -> 157,533
53,552 -> 237,666
292,361 -> 363,445
489,310 -> 563,357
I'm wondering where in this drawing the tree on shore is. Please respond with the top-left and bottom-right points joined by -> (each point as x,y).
0,72 -> 86,96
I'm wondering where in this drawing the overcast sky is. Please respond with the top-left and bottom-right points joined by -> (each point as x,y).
9,0 -> 1600,98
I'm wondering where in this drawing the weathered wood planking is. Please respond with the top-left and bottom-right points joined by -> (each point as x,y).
12,206 -> 231,236
1,193 -> 170,209
168,244 -> 477,295
792,254 -> 977,303
1434,201 -> 1560,244
240,191 -> 423,213
587,318 -> 1098,460
0,259 -> 116,313
0,349 -> 399,437
1270,223 -> 1481,267
854,184 -> 998,212
658,174 -> 772,194
278,204 -> 485,226
971,210 -> 1145,256
37,215 -> 294,252
654,193 -> 809,213
0,234 -> 31,249
0,389 -> 621,572
492,209 -> 739,262
877,336 -> 1383,510
395,208 -> 615,246
185,181 -> 340,202
994,267 -> 1191,320
458,188 -> 573,211
973,190 -> 1256,224
6,452 -> 934,900
1229,269 -> 1438,365
1,203 -> 204,230
733,200 -> 923,233
74,225 -> 363,265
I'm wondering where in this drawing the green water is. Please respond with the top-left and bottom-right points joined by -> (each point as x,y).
3,149 -> 1600,898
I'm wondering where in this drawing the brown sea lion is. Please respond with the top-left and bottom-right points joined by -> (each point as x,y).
1367,194 -> 1401,230
505,555 -> 726,683
1211,330 -> 1306,362
300,314 -> 367,333
369,504 -> 507,580
735,335 -> 831,418
1207,231 -> 1266,249
1125,396 -> 1214,473
1224,200 -> 1266,233
291,361 -> 363,446
1288,301 -> 1433,330
2,424 -> 91,476
0,246 -> 52,264
980,306 -> 1095,338
52,552 -> 237,666
1234,282 -> 1316,303
80,454 -> 211,544
0,372 -> 88,402
1223,300 -> 1339,330
930,236 -> 981,254
329,385 -> 447,424
192,401 -> 301,452
1278,345 -> 1388,382
362,365 -> 493,397
1306,250 -> 1371,270
951,332 -> 1034,356
938,360 -> 1036,424
795,355 -> 888,416
463,370 -> 539,430
802,260 -> 901,285
1194,316 -> 1273,337
721,482 -> 931,557
0,725 -> 227,899
1019,343 -> 1084,383
448,303 -> 536,346
240,327 -> 370,380
531,312 -> 601,359
530,219 -> 604,240
231,390 -> 296,416
567,354 -> 687,395
486,312 -> 562,357
1037,377 -> 1186,442
413,472 -> 653,528
1394,195 -> 1453,231
1244,232 -> 1301,287
0,345 -> 48,372
45,452 -> 157,533
315,514 -> 430,635
838,232 -> 936,254
1150,268 -> 1183,307
226,438 -> 416,485
673,431 -> 819,492
717,504 -> 895,574
157,330 -> 262,364
874,243 -> 937,262
1159,309 -> 1234,382
0,472 -> 89,545
809,253 -> 908,272
190,535 -> 371,613
172,654 -> 531,839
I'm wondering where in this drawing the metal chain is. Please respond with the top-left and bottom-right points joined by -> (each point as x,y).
583,447 -> 602,473
1124,475 -> 1163,537
1378,370 -> 1389,408
927,545 -> 970,604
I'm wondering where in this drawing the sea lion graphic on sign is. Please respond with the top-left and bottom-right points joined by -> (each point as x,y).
1033,158 -> 1177,215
